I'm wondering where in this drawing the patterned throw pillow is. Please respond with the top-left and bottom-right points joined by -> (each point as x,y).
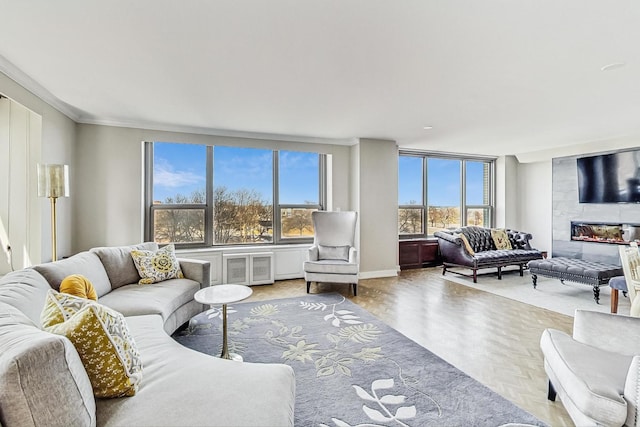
491,228 -> 513,250
60,274 -> 98,301
41,290 -> 143,398
41,289 -> 93,329
130,244 -> 184,284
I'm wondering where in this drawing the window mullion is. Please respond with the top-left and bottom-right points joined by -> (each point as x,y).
205,146 -> 214,246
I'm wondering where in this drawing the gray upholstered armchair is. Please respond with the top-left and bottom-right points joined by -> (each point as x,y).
303,211 -> 359,295
540,310 -> 640,426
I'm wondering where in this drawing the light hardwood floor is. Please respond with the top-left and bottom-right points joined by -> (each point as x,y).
245,267 -> 575,426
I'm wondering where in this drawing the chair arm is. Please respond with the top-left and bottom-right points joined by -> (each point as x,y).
573,310 -> 640,355
348,247 -> 358,264
434,232 -> 475,267
624,355 -> 640,427
177,258 -> 211,288
308,245 -> 319,261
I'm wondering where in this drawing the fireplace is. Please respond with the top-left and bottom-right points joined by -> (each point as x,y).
571,221 -> 640,245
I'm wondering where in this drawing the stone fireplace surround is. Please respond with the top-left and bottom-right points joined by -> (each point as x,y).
553,154 -> 640,266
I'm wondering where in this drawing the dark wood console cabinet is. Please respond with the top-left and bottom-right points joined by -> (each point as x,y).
399,239 -> 441,270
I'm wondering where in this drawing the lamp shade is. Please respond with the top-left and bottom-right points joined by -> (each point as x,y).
37,164 -> 69,198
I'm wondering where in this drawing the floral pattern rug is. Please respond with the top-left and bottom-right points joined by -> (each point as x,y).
173,293 -> 544,427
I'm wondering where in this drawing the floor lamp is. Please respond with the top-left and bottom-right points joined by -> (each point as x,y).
37,164 -> 69,261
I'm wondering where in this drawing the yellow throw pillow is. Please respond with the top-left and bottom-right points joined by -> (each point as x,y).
41,289 -> 93,329
130,244 -> 184,285
455,233 -> 475,255
491,228 -> 513,250
45,300 -> 143,398
60,274 -> 98,301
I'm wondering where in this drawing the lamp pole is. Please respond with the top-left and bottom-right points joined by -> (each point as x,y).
50,196 -> 58,261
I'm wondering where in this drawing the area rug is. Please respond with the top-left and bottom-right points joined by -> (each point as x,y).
443,268 -> 630,317
173,293 -> 544,427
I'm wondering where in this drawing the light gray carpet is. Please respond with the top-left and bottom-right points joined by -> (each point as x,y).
173,293 -> 545,427
443,267 -> 630,317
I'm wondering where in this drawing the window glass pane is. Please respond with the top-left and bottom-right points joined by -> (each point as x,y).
398,208 -> 424,235
466,207 -> 490,227
466,161 -> 490,205
153,209 -> 205,244
280,207 -> 317,239
213,146 -> 273,245
398,156 -> 423,204
153,142 -> 206,204
427,158 -> 461,233
279,151 -> 319,204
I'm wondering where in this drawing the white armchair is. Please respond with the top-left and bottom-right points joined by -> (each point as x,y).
303,211 -> 359,295
540,310 -> 640,426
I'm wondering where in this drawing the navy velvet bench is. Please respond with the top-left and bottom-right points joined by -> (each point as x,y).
527,257 -> 623,304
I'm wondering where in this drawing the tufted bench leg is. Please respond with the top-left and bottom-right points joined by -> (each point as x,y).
497,266 -> 502,280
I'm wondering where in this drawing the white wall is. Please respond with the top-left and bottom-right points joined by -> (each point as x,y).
0,72 -> 75,265
495,155 -> 519,229
516,161 -> 552,253
354,138 -> 398,277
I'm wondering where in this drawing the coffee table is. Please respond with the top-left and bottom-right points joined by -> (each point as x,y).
194,284 -> 253,361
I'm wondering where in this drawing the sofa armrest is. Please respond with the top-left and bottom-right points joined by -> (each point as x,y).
308,245 -> 319,261
624,355 -> 640,427
348,247 -> 358,264
434,231 -> 475,267
177,258 -> 211,288
573,310 -> 640,355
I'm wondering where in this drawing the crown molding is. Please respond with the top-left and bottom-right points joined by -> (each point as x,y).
77,116 -> 359,146
0,54 -> 82,121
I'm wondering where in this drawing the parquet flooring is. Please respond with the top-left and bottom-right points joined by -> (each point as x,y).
246,267 -> 575,426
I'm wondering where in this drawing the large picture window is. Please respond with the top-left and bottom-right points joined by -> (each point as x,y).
146,142 -> 325,247
398,152 -> 494,237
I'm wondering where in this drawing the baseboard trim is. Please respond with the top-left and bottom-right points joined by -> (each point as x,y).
359,269 -> 398,280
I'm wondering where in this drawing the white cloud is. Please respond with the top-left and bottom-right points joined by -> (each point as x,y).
154,159 -> 205,188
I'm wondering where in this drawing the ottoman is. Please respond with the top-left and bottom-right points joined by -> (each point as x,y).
527,257 -> 623,304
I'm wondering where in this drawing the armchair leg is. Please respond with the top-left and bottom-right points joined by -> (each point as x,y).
351,283 -> 357,296
547,380 -> 557,401
306,281 -> 311,293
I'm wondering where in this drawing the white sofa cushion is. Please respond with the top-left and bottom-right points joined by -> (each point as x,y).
0,269 -> 51,327
91,242 -> 158,289
541,328 -> 630,425
98,278 -> 200,321
96,315 -> 295,427
303,260 -> 358,275
33,251 -> 112,297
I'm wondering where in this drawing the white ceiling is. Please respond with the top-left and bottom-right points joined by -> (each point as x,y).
1,0 -> 640,156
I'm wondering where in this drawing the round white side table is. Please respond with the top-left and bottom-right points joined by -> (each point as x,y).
194,284 -> 253,361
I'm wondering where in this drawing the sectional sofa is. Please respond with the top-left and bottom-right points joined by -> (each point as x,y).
0,243 -> 295,427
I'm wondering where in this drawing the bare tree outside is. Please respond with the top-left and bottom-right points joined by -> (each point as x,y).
281,208 -> 314,237
154,186 -> 273,244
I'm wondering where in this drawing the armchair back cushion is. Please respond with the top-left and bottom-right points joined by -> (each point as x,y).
313,211 -> 357,248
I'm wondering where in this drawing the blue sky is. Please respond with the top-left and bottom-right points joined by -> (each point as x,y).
398,157 -> 487,206
153,143 -> 487,207
153,143 -> 319,203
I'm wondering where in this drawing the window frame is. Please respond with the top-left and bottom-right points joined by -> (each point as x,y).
398,150 -> 496,239
144,142 -> 326,247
